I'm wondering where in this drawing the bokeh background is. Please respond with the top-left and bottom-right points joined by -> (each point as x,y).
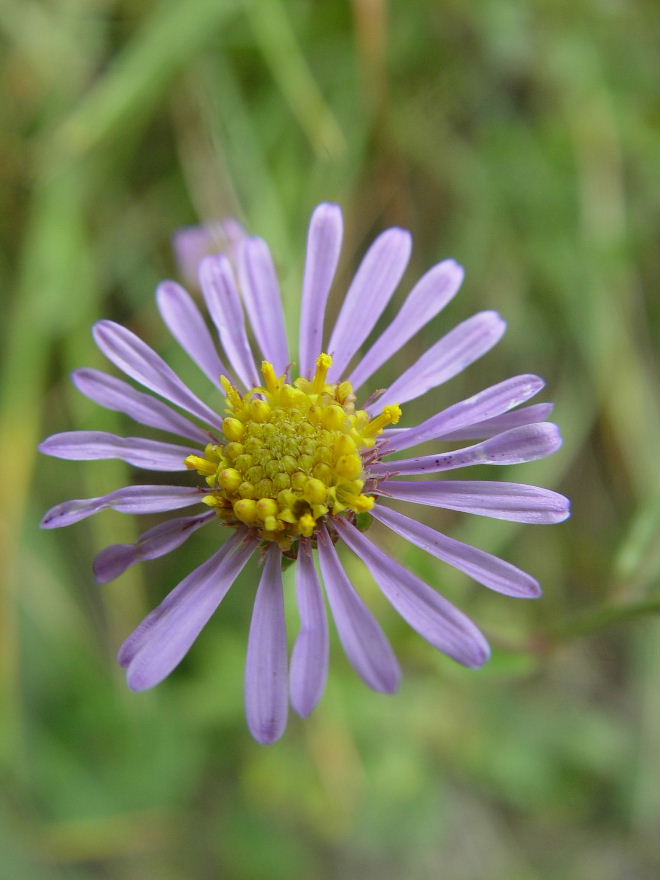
1,1 -> 658,878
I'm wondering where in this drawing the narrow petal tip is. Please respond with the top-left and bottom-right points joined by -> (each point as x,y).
249,719 -> 287,746
37,437 -> 53,455
40,501 -> 78,529
312,201 -> 342,220
540,488 -> 571,524
155,279 -> 184,312
484,309 -> 507,332
526,579 -> 543,599
92,319 -> 113,342
117,641 -> 134,669
527,373 -> 547,392
466,639 -> 492,669
198,252 -> 220,278
387,226 -> 413,252
556,495 -> 572,522
39,510 -> 57,529
93,544 -> 137,583
290,697 -> 315,719
125,667 -> 154,692
442,257 -> 465,280
380,668 -> 402,694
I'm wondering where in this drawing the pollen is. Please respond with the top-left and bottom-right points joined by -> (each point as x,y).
185,354 -> 402,548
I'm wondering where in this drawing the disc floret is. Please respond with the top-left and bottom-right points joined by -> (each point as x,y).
185,355 -> 401,547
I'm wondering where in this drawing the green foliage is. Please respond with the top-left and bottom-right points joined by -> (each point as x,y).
0,0 -> 657,877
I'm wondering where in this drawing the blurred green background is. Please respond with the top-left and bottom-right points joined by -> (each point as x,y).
1,0 -> 658,877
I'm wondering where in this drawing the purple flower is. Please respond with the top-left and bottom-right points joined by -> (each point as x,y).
40,203 -> 570,744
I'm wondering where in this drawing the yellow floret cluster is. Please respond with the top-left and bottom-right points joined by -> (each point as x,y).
185,354 -> 401,548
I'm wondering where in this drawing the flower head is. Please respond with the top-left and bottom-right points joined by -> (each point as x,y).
40,203 -> 570,744
186,357 -> 401,545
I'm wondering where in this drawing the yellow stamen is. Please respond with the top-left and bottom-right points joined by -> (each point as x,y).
220,375 -> 243,410
312,353 -> 333,393
256,498 -> 278,521
261,361 -> 280,394
223,417 -> 244,442
224,442 -> 243,460
363,404 -> 402,437
303,478 -> 326,504
336,381 -> 353,404
250,399 -> 271,422
219,468 -> 242,492
335,454 -> 362,480
323,404 -> 346,431
185,362 -> 403,544
184,455 -> 217,476
234,498 -> 258,524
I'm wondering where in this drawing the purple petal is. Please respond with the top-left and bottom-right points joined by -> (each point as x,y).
316,525 -> 401,693
122,529 -> 257,688
93,511 -> 215,583
118,527 -> 253,667
172,218 -> 246,287
336,518 -> 491,667
467,422 -> 562,464
372,423 -> 562,476
371,311 -> 507,413
199,255 -> 260,389
371,505 -> 541,598
40,485 -> 203,529
156,281 -> 228,387
71,368 -> 209,444
39,431 -> 195,471
298,203 -> 343,378
327,227 -> 412,382
381,375 -> 546,453
93,320 -> 223,430
290,538 -> 329,717
438,402 -> 556,441
237,237 -> 290,375
245,544 -> 289,745
377,480 -> 571,524
349,259 -> 464,390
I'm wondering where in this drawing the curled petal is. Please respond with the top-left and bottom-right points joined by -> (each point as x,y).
336,518 -> 491,667
371,505 -> 541,598
200,255 -> 260,390
40,485 -> 203,529
437,402 -> 555,442
71,368 -> 209,444
372,423 -> 562,475
381,374 -> 547,453
93,320 -> 223,429
172,218 -> 246,287
349,259 -> 464,390
290,538 -> 329,716
156,280 -> 228,386
121,529 -> 257,683
328,227 -> 412,382
39,431 -> 195,471
316,525 -> 401,693
245,544 -> 289,745
371,311 -> 506,413
377,480 -> 571,524
93,511 -> 215,583
237,237 -> 289,375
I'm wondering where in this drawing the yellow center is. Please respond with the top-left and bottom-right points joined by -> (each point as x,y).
185,354 -> 401,549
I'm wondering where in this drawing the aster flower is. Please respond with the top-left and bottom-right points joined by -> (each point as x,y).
40,203 -> 570,744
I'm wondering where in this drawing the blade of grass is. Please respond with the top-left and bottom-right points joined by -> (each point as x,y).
241,0 -> 346,159
0,160 -> 95,768
55,0 -> 240,158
